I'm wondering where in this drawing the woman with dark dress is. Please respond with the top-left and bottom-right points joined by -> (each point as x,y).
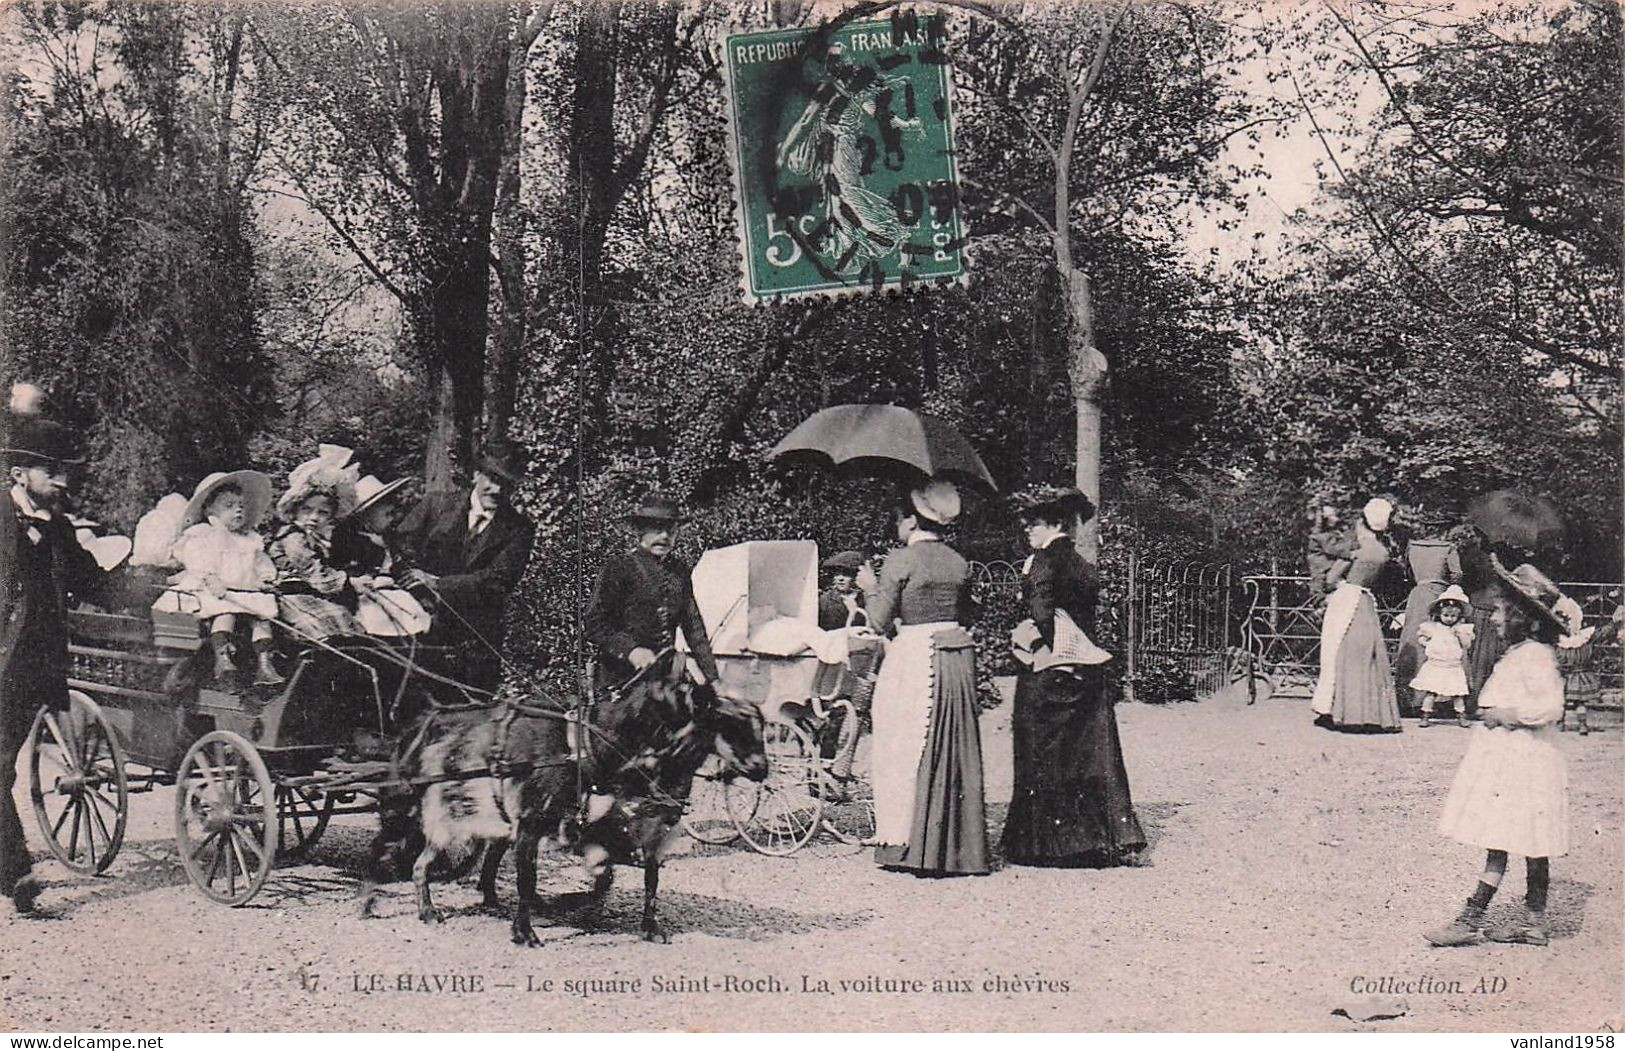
864,479 -> 989,876
1002,485 -> 1146,868
1454,524 -> 1507,718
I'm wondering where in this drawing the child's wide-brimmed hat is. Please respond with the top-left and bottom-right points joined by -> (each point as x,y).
278,444 -> 360,520
348,475 -> 410,520
1430,584 -> 1471,614
181,470 -> 274,530
1490,555 -> 1573,636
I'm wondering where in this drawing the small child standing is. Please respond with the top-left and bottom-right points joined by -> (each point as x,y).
1412,585 -> 1476,727
1554,602 -> 1600,736
155,471 -> 284,685
1426,559 -> 1572,948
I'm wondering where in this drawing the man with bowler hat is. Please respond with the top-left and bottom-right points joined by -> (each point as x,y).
395,444 -> 535,694
2,411 -> 109,913
584,495 -> 718,692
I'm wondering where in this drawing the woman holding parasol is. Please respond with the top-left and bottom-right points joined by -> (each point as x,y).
769,405 -> 993,876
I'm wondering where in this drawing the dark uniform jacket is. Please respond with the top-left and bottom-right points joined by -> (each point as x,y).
392,489 -> 535,687
1306,527 -> 1355,601
584,547 -> 719,688
817,586 -> 864,631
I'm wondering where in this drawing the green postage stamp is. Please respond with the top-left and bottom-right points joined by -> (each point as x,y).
721,13 -> 968,305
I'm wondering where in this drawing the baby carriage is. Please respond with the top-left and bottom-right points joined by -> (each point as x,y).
678,540 -> 883,854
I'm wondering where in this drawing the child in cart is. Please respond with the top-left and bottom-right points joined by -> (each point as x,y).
152,470 -> 284,684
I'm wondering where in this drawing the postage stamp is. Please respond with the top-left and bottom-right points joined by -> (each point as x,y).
721,12 -> 968,304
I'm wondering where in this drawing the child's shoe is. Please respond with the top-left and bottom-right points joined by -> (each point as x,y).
1424,901 -> 1487,947
1486,906 -> 1548,946
211,645 -> 238,681
1418,711 -> 1431,728
1456,714 -> 1471,728
254,652 -> 286,687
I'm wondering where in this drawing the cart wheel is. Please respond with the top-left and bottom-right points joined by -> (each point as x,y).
275,785 -> 335,858
729,720 -> 824,856
681,753 -> 741,845
820,739 -> 876,846
174,731 -> 277,906
27,691 -> 129,875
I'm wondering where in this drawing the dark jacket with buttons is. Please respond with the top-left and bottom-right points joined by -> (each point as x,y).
584,546 -> 719,687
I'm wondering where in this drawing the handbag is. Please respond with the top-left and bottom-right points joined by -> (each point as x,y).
1010,606 -> 1111,670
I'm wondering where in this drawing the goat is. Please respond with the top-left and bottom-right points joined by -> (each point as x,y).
360,653 -> 767,945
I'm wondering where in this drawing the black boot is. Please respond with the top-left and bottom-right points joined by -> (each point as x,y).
209,631 -> 237,681
252,637 -> 285,686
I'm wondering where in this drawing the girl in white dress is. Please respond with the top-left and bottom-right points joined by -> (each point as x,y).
153,470 -> 283,684
1426,558 -> 1574,948
1412,585 -> 1475,727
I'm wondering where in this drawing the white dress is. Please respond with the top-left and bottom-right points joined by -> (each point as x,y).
1410,621 -> 1475,696
152,522 -> 279,620
1437,641 -> 1568,857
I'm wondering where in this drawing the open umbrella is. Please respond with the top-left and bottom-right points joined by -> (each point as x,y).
1465,490 -> 1565,554
766,404 -> 997,491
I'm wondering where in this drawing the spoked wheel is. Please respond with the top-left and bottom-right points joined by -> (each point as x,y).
820,738 -> 875,846
174,731 -> 277,906
681,753 -> 743,845
28,691 -> 129,875
275,785 -> 335,858
729,720 -> 825,856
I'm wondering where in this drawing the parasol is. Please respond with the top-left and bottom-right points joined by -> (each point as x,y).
1464,489 -> 1565,555
766,404 -> 997,491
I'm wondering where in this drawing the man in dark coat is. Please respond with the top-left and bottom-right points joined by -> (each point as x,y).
395,446 -> 535,695
817,550 -> 867,631
584,495 -> 718,693
2,412 -> 107,913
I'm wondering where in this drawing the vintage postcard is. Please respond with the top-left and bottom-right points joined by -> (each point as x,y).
1,0 -> 1619,1036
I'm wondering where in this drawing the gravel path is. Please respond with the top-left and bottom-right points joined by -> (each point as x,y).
3,687 -> 1620,1033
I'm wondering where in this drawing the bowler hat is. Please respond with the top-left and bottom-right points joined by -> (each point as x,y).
476,443 -> 525,486
1,415 -> 84,468
1010,483 -> 1095,525
626,495 -> 683,524
821,550 -> 865,574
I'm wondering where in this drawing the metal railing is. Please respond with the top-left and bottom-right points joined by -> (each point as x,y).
1240,574 -> 1622,705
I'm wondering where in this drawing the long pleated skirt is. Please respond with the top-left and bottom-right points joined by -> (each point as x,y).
1313,584 -> 1401,732
871,623 -> 989,876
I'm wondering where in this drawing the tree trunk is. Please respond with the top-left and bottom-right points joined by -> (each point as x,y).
1062,263 -> 1106,560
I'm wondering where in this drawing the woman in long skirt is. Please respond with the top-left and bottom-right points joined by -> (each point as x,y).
864,480 -> 988,876
1312,497 -> 1401,732
1002,485 -> 1145,867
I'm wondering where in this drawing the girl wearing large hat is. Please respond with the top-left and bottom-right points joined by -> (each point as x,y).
267,446 -> 363,643
1002,485 -> 1145,867
151,470 -> 283,684
1427,558 -> 1575,948
332,474 -> 431,637
1311,497 -> 1402,732
863,478 -> 989,876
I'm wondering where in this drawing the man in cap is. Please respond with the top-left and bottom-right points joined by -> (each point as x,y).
584,495 -> 718,692
1,413 -> 109,914
395,445 -> 535,694
818,550 -> 869,631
